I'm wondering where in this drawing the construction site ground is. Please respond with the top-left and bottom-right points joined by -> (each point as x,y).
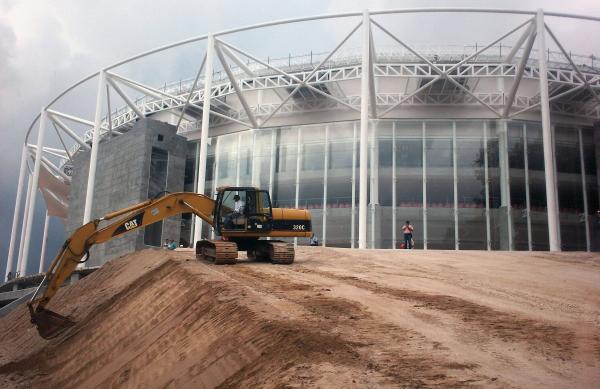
0,247 -> 599,388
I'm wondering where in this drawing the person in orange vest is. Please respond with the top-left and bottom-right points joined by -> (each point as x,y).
401,220 -> 414,249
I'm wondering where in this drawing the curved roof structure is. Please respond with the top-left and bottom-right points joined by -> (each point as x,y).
7,8 -> 600,277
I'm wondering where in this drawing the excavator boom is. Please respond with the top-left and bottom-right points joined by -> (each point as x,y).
28,192 -> 217,339
27,190 -> 311,339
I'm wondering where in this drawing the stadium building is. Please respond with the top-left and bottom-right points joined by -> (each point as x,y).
6,8 -> 600,276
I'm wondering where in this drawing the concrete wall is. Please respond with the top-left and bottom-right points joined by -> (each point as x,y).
66,118 -> 187,267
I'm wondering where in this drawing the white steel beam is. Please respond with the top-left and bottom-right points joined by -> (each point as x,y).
380,77 -> 440,117
51,122 -> 73,162
83,71 -> 106,224
106,76 -> 145,118
106,84 -> 113,136
368,27 -> 378,118
536,10 -> 560,251
214,43 -> 259,128
505,22 -> 535,62
38,211 -> 50,273
46,109 -> 105,130
503,26 -> 537,117
545,24 -> 600,106
220,21 -> 362,127
21,109 -> 48,275
194,36 -> 215,244
510,84 -> 585,118
48,115 -> 91,150
6,146 -> 28,280
176,52 -> 207,131
17,174 -> 33,276
358,9 -> 370,249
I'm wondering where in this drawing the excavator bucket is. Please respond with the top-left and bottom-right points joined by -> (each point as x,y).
30,308 -> 76,339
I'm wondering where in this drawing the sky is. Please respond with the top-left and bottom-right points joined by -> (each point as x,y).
1,0 -> 599,276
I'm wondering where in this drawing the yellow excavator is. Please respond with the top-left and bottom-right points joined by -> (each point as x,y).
28,187 -> 311,339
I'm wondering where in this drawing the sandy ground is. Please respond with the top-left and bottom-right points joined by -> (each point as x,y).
0,247 -> 599,388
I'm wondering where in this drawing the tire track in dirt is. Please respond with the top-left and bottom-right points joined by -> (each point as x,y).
217,265 -> 491,387
290,266 -> 576,361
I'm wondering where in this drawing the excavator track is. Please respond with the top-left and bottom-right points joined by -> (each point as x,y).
249,240 -> 295,264
196,240 -> 238,264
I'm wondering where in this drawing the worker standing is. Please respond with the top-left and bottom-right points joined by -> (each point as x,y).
401,221 -> 414,249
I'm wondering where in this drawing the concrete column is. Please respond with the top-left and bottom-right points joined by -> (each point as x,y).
83,71 -> 106,224
38,211 -> 50,273
358,9 -> 370,249
21,110 -> 48,275
194,35 -> 215,244
536,9 -> 560,251
6,145 -> 28,280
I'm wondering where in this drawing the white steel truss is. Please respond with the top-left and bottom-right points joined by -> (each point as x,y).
8,8 -> 600,277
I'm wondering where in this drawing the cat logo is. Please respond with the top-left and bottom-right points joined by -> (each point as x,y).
124,219 -> 139,231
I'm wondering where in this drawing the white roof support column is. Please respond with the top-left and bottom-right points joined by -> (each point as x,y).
83,70 -> 106,224
6,145 -> 28,280
194,36 -> 214,245
21,109 -> 48,275
536,9 -> 560,251
17,174 -> 33,275
38,210 -> 50,273
358,9 -> 370,249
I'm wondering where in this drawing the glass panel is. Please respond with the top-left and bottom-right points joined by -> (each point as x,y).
300,125 -> 325,244
556,126 -> 586,250
456,121 -> 486,250
272,127 -> 298,209
238,131 -> 254,186
395,121 -> 423,249
487,121 -> 507,250
144,147 -> 168,246
526,123 -> 549,250
508,122 -> 529,250
582,129 -> 599,251
254,129 -> 274,191
425,121 -> 454,249
326,122 -> 354,248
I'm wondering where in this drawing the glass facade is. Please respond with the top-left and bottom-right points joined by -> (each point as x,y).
192,119 -> 599,251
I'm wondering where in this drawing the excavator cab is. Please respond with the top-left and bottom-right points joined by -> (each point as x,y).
214,187 -> 273,235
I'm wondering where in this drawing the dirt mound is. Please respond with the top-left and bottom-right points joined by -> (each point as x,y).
0,247 -> 599,388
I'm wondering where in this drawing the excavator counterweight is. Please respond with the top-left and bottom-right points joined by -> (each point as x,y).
27,188 -> 311,338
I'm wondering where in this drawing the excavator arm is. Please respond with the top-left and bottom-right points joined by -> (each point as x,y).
28,192 -> 216,339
